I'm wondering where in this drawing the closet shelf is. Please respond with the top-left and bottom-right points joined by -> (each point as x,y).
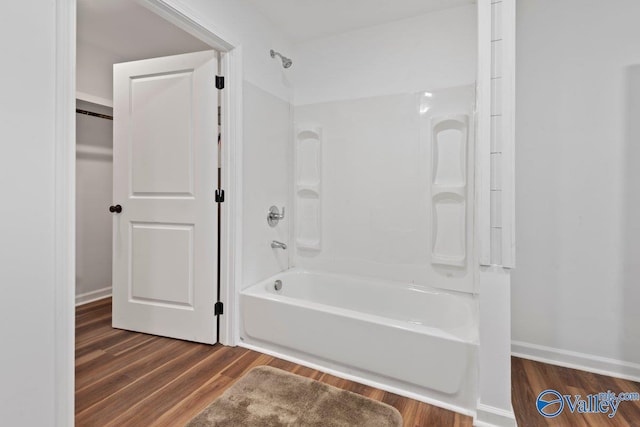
76,91 -> 113,108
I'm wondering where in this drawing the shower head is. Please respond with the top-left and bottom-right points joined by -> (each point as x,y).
270,49 -> 293,68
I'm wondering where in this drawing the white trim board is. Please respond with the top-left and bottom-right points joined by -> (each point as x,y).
55,1 -> 76,425
476,0 -> 492,266
498,0 -> 516,269
76,287 -> 112,306
474,403 -> 517,427
138,0 -> 237,50
219,45 -> 243,347
512,341 -> 640,383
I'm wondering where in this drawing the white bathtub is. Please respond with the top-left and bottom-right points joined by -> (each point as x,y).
240,269 -> 479,413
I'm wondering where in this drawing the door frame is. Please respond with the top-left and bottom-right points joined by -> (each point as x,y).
54,1 -> 243,424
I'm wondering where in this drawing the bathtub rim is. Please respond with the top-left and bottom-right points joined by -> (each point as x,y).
249,267 -> 478,300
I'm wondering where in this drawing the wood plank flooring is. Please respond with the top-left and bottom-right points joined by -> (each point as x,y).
76,298 -> 640,426
512,357 -> 640,426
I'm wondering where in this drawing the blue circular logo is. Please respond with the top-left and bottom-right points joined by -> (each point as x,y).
536,389 -> 564,418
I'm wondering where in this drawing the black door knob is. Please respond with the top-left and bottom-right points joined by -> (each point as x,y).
109,204 -> 122,214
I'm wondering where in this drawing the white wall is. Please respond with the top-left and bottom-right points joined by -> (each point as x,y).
0,1 -> 58,425
76,40 -> 122,102
241,82 -> 291,287
513,0 -> 640,375
292,5 -> 477,106
291,6 -> 477,292
76,101 -> 113,303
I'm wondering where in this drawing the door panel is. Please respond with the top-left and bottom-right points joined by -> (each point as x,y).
130,223 -> 194,307
130,72 -> 194,196
112,50 -> 218,344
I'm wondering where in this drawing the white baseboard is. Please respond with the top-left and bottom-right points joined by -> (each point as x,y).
512,340 -> 640,383
474,404 -> 517,427
75,287 -> 111,306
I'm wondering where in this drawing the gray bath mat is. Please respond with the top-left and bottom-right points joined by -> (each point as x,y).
185,365 -> 403,426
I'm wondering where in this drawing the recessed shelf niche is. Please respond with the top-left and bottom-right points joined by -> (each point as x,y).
295,125 -> 322,252
431,115 -> 469,267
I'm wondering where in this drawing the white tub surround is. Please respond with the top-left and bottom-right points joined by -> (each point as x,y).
240,269 -> 479,413
294,85 -> 476,294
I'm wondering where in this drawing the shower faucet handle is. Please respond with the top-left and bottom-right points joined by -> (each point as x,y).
267,206 -> 285,227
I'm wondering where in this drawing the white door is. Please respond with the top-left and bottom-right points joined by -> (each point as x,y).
112,50 -> 219,344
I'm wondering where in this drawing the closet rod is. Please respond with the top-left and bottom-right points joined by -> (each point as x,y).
76,108 -> 113,121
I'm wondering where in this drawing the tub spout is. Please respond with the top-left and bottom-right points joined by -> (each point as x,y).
271,240 -> 287,250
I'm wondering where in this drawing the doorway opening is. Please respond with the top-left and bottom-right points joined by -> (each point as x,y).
74,0 -> 240,363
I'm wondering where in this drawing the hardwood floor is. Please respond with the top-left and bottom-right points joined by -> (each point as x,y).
76,298 -> 640,426
512,358 -> 640,426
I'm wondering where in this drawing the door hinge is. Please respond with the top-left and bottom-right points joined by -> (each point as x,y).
214,301 -> 224,316
215,75 -> 225,90
215,189 -> 225,203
